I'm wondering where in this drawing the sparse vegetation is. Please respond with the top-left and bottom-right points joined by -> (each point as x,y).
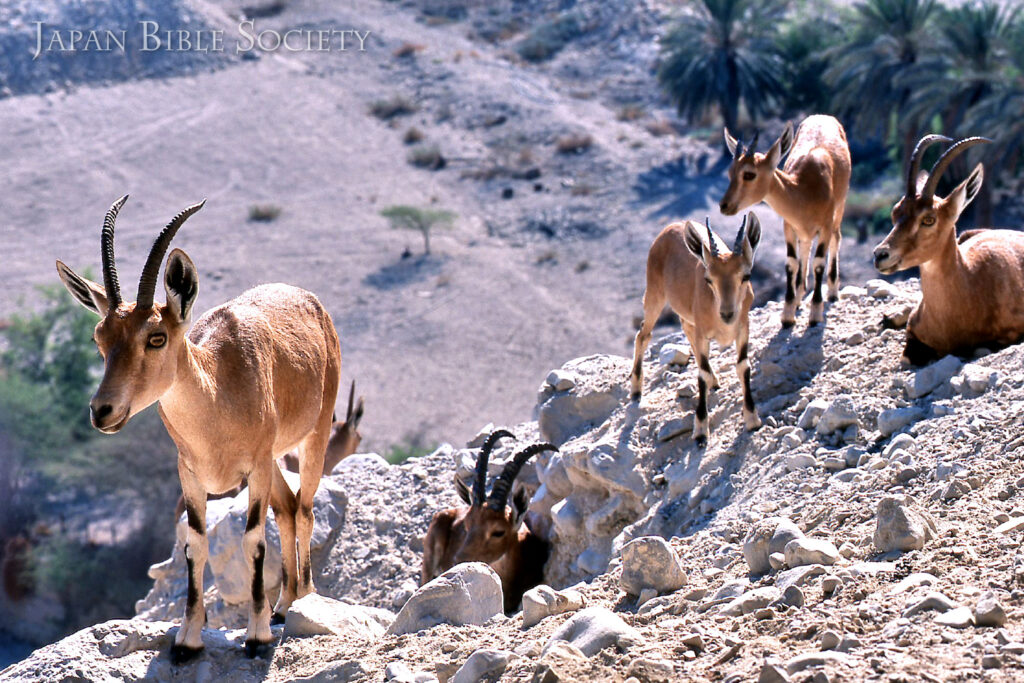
384,439 -> 436,465
369,94 -> 417,120
516,12 -> 589,62
248,204 -> 281,222
393,42 -> 425,58
407,144 -> 446,170
403,127 -> 425,144
555,132 -> 593,154
616,105 -> 646,122
380,205 -> 457,255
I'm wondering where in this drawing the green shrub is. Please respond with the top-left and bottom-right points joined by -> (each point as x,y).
384,441 -> 436,465
248,204 -> 282,222
407,144 -> 446,170
380,205 -> 456,255
369,95 -> 417,119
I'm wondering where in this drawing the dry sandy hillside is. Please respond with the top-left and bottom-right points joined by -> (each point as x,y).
6,279 -> 1024,683
0,0 -> 883,454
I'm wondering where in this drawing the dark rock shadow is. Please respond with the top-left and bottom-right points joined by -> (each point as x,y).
362,254 -> 446,291
631,153 -> 732,221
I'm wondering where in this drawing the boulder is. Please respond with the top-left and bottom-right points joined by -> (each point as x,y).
904,355 -> 962,399
620,537 -> 687,597
536,355 -> 630,445
543,607 -> 641,657
743,518 -> 804,573
452,649 -> 514,683
284,593 -> 393,640
797,399 -> 829,430
388,563 -> 503,635
874,495 -> 937,552
784,538 -> 839,568
658,343 -> 690,367
877,407 -> 924,437
722,587 -> 782,616
816,397 -> 858,435
975,592 -> 1008,627
522,585 -> 584,628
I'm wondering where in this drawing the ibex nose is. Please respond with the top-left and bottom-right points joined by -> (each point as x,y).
873,248 -> 890,269
719,201 -> 729,213
91,402 -> 113,421
720,311 -> 735,323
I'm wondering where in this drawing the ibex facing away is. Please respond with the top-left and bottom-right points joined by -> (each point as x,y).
56,197 -> 341,662
873,135 -> 1024,365
721,116 -> 851,326
631,215 -> 762,446
421,430 -> 556,613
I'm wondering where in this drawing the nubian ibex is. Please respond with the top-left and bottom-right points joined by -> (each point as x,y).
721,116 -> 851,326
873,135 -> 1024,365
172,381 -> 364,521
421,430 -> 556,613
630,214 -> 762,446
56,196 -> 341,662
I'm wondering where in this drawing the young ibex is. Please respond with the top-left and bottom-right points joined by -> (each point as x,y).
873,135 -> 1024,364
56,196 -> 341,662
721,116 -> 851,326
172,381 -> 364,521
630,214 -> 762,446
421,430 -> 556,613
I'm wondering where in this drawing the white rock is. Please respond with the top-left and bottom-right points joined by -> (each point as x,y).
959,364 -> 997,393
935,606 -> 974,629
816,397 -> 859,435
903,592 -> 957,617
388,563 -> 503,635
722,587 -> 782,616
658,343 -> 691,367
994,517 -> 1024,534
522,585 -> 584,628
786,453 -> 818,471
866,279 -> 896,298
620,536 -> 687,596
797,399 -> 830,430
905,355 -> 962,398
452,649 -> 514,683
657,416 -> 693,442
537,355 -> 630,444
877,407 -> 924,437
883,433 -> 917,458
543,607 -> 641,656
284,593 -> 393,640
786,651 -> 851,674
820,629 -> 841,650
975,592 -> 1007,627
742,518 -> 804,574
874,495 -> 937,552
546,369 -> 576,392
784,538 -> 838,568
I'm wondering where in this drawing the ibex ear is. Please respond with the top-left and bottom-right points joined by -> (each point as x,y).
510,487 -> 530,530
56,261 -> 107,315
684,222 -> 710,264
723,127 -> 739,157
351,397 -> 365,427
743,213 -> 761,262
766,122 -> 795,168
164,248 -> 199,323
945,163 -> 984,219
455,475 -> 472,505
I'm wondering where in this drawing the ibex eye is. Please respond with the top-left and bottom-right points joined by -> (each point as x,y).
921,215 -> 936,226
147,334 -> 167,349
742,171 -> 756,181
741,274 -> 751,282
704,277 -> 713,286
491,530 -> 505,538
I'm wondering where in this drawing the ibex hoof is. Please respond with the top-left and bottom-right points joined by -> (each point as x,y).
629,391 -> 641,403
828,293 -> 839,303
808,320 -> 819,328
169,644 -> 203,665
270,613 -> 286,626
694,435 -> 707,448
781,319 -> 796,329
244,639 -> 275,659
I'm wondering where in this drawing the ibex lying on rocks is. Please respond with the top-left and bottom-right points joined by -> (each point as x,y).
631,215 -> 762,446
56,197 -> 341,662
721,116 -> 851,326
421,430 -> 556,612
873,135 -> 1024,365
172,381 -> 364,520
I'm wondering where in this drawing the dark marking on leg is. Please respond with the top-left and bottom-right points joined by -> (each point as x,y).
695,377 -> 708,423
812,265 -> 825,304
738,343 -> 748,362
699,355 -> 712,374
186,552 -> 199,612
829,255 -> 839,284
170,643 -> 203,665
251,541 -> 266,605
786,242 -> 796,259
185,504 -> 203,535
246,502 -> 262,533
302,557 -> 312,587
271,613 -> 286,626
815,242 -> 827,259
743,366 -> 755,412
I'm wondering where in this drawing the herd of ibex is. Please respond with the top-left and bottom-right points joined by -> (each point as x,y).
48,112 -> 1024,660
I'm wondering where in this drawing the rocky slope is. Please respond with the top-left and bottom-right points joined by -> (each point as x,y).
6,280 -> 1024,682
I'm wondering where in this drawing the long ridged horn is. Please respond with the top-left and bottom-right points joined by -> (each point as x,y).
732,214 -> 748,255
746,130 -> 760,156
705,217 -> 719,257
472,429 -> 515,506
346,381 -> 356,422
906,135 -> 952,197
486,442 -> 558,510
136,200 -> 206,309
101,195 -> 129,310
921,137 -> 991,202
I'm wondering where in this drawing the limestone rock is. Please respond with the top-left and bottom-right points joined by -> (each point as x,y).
975,592 -> 1008,627
452,649 -> 514,683
522,585 -> 584,628
784,538 -> 839,568
537,355 -> 630,445
877,407 -> 924,437
388,563 -> 503,635
743,518 -> 804,573
816,397 -> 858,435
543,607 -> 641,656
798,399 -> 829,430
658,343 -> 691,367
620,537 -> 687,597
284,593 -> 393,640
874,495 -> 937,552
722,587 -> 782,616
904,355 -> 962,399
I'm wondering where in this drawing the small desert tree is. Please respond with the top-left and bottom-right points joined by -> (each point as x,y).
380,205 -> 456,256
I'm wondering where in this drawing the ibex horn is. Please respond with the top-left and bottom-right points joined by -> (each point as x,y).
486,442 -> 558,511
906,134 -> 952,198
100,195 -> 129,310
732,213 -> 748,255
705,217 -> 720,258
472,429 -> 515,506
136,200 -> 206,309
921,137 -> 991,202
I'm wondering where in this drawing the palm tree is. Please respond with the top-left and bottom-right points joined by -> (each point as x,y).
657,0 -> 786,133
825,0 -> 939,167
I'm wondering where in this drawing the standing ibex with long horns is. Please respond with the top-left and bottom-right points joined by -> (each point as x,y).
56,196 -> 341,662
873,135 -> 1024,365
720,116 -> 851,326
630,214 -> 763,446
421,430 -> 556,613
